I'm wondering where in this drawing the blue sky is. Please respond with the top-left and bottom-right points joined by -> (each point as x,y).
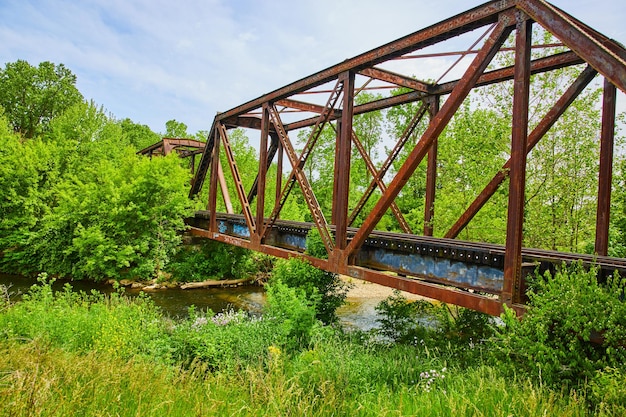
1,0 -> 624,135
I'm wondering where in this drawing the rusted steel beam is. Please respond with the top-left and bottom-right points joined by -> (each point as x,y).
359,67 -> 432,92
595,78 -> 617,256
433,51 -> 583,95
331,120 -> 342,226
190,122 -> 216,197
284,51 -> 583,133
216,158 -> 233,214
189,226 -> 331,271
348,127 -> 413,234
347,13 -> 515,258
222,115 -> 264,131
348,101 -> 429,227
263,80 -> 344,237
218,123 -> 256,235
424,96 -> 440,236
216,1 -> 515,121
138,138 -> 207,156
445,65 -> 598,239
207,129 -> 220,232
516,0 -> 626,94
503,13 -> 532,306
345,266 -> 516,316
276,98 -> 341,116
548,4 -> 626,63
266,105 -> 335,253
333,71 -> 355,252
188,224 -> 517,316
255,104 -> 270,242
275,139 -> 283,217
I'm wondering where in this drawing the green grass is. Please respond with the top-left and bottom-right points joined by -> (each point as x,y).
0,279 -> 624,416
0,340 -> 593,417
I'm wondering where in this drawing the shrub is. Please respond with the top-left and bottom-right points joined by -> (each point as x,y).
375,291 -> 494,355
493,262 -> 626,388
269,228 -> 350,324
375,290 -> 435,344
167,240 -> 258,282
264,280 -> 319,351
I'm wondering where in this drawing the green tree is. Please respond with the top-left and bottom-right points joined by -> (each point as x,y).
0,115 -> 57,274
0,96 -> 194,280
119,118 -> 161,151
165,119 -> 188,138
352,92 -> 383,189
434,101 -> 510,243
385,89 -> 431,233
0,60 -> 83,138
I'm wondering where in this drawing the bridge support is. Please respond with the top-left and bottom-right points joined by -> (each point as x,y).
332,71 -> 355,253
595,78 -> 616,256
503,12 -> 532,306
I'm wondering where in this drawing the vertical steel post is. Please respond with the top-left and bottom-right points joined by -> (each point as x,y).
595,78 -> 616,256
275,136 -> 283,218
331,120 -> 342,226
503,13 -> 532,306
256,103 -> 270,243
424,96 -> 440,236
333,71 -> 355,252
208,128 -> 221,233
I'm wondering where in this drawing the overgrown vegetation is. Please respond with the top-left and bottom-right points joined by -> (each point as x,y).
495,263 -> 626,390
269,229 -> 351,325
166,240 -> 260,282
0,62 -> 195,281
1,263 -> 625,415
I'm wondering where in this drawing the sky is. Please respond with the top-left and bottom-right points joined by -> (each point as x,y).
1,0 -> 625,136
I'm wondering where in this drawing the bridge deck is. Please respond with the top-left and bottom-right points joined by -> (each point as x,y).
187,212 -> 626,316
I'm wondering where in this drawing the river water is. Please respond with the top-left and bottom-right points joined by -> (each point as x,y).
0,274 -> 385,331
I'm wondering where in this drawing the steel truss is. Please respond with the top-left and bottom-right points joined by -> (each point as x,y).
187,0 -> 626,316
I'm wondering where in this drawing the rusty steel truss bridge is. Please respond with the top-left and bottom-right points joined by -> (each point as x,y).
156,0 -> 626,316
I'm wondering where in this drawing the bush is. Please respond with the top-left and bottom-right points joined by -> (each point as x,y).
375,290 -> 435,344
493,262 -> 626,388
0,275 -> 168,359
269,229 -> 350,324
167,240 -> 258,282
264,280 -> 319,351
375,291 -> 495,355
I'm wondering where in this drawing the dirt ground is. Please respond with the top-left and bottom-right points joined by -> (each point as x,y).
340,276 -> 429,301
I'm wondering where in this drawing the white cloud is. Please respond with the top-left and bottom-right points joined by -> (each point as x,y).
0,0 -> 624,134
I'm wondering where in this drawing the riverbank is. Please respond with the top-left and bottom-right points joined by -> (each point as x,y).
1,276 -> 612,416
342,276 -> 428,301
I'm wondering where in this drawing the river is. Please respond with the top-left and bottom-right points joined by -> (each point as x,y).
0,274 -> 410,331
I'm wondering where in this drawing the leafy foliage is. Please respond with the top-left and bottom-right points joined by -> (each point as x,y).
167,240 -> 258,282
0,275 -> 165,359
0,67 -> 192,280
375,290 -> 495,357
270,229 -> 350,325
494,262 -> 626,388
0,60 -> 83,138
